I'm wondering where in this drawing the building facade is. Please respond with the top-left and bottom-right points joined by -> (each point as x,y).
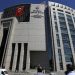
0,1 -> 75,72
0,4 -> 49,72
48,1 -> 75,71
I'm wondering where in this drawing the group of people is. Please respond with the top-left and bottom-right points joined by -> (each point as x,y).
65,64 -> 75,75
36,64 -> 75,75
36,64 -> 45,75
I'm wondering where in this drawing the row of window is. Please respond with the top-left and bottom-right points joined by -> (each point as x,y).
53,11 -> 74,69
9,43 -> 28,71
53,8 -> 73,14
66,15 -> 75,52
59,14 -> 73,64
57,12 -> 73,66
52,4 -> 73,12
53,10 -> 75,70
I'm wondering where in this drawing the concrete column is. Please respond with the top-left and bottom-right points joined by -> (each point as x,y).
26,50 -> 30,72
19,43 -> 24,71
5,45 -> 12,70
56,10 -> 66,71
12,43 -> 18,71
51,9 -> 60,71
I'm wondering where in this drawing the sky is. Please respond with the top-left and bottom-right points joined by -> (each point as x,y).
0,0 -> 75,11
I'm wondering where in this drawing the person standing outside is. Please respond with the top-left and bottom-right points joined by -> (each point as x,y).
37,64 -> 45,75
65,64 -> 75,75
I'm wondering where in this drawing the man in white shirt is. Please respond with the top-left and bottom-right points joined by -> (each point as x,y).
65,64 -> 75,75
68,71 -> 75,75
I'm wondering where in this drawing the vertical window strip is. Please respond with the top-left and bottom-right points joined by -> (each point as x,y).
58,49 -> 63,70
16,43 -> 21,71
9,43 -> 16,70
23,43 -> 28,70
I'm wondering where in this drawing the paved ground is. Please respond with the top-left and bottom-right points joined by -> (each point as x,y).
8,71 -> 65,75
8,69 -> 65,75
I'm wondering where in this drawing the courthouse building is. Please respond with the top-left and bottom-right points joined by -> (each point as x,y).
0,1 -> 75,72
48,1 -> 75,71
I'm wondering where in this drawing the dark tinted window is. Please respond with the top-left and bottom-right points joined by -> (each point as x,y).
2,4 -> 30,22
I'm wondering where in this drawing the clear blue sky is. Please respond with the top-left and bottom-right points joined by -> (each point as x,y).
0,0 -> 75,11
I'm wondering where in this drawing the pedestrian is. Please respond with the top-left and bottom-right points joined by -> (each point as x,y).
65,64 -> 75,75
36,64 -> 45,75
37,64 -> 43,73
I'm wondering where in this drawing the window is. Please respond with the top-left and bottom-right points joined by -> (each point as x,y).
56,34 -> 59,39
53,12 -> 56,20
0,20 -> 12,66
64,47 -> 72,55
59,17 -> 65,20
73,17 -> 75,22
66,15 -> 72,20
58,12 -> 64,17
53,12 -> 56,15
61,28 -> 68,34
63,40 -> 70,48
16,43 -> 21,71
59,21 -> 66,26
73,41 -> 75,47
71,35 -> 75,41
57,39 -> 60,47
23,43 -> 28,70
9,43 -> 16,70
58,49 -> 63,70
58,13 -> 66,24
57,9 -> 63,12
62,34 -> 69,41
70,29 -> 75,35
65,11 -> 71,14
55,22 -> 58,32
59,17 -> 65,22
53,8 -> 55,10
69,24 -> 74,30
65,54 -> 72,62
56,34 -> 60,47
2,21 -> 11,28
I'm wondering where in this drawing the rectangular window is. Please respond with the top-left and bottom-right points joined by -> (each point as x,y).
62,34 -> 69,41
65,54 -> 72,62
16,43 -> 21,71
57,9 -> 63,12
65,11 -> 71,14
55,22 -> 58,32
57,39 -> 60,47
58,49 -> 63,70
58,12 -> 64,17
9,43 -> 16,70
67,15 -> 75,53
73,17 -> 75,22
66,15 -> 72,20
61,28 -> 68,34
64,47 -> 72,55
23,43 -> 28,70
56,34 -> 60,47
56,34 -> 59,39
53,12 -> 56,20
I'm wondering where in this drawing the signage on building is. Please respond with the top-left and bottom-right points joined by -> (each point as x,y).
15,6 -> 24,16
31,7 -> 44,18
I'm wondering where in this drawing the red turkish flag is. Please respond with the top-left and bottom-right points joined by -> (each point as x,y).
16,6 -> 24,16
